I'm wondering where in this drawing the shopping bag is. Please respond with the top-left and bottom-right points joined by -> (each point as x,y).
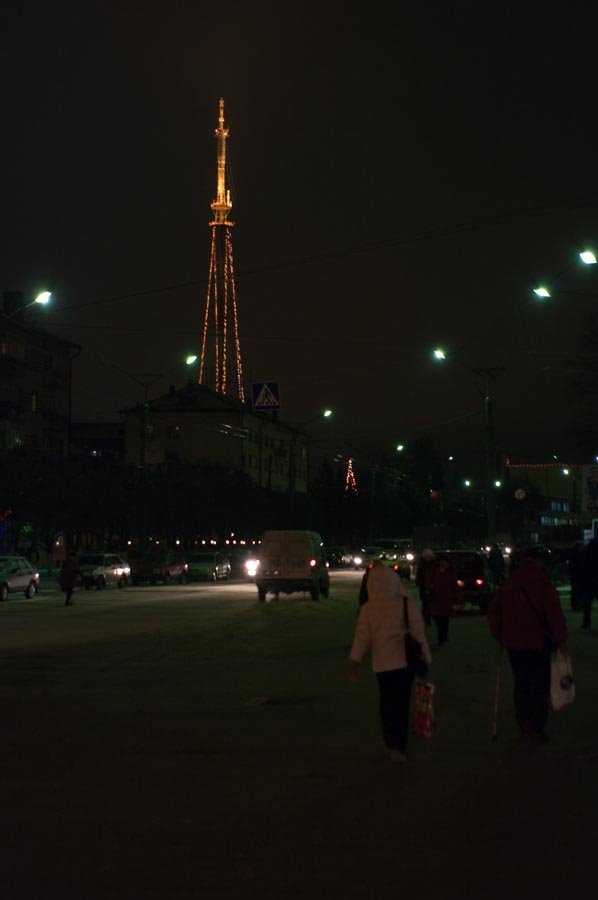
550,651 -> 575,711
412,682 -> 436,737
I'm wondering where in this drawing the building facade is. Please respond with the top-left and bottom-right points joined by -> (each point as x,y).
0,292 -> 79,454
122,382 -> 309,493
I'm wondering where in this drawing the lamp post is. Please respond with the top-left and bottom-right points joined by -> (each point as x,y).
288,409 -> 333,497
5,291 -> 52,318
432,348 -> 503,544
105,354 -> 198,467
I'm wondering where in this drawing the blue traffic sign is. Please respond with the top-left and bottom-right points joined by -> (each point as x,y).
251,382 -> 281,409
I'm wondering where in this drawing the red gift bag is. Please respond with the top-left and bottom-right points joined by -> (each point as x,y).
412,682 -> 436,737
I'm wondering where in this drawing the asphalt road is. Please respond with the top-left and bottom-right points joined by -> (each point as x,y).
1,570 -> 596,900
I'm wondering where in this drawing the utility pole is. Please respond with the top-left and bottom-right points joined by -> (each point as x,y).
473,367 -> 504,545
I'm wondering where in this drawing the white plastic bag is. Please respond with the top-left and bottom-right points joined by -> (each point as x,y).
550,651 -> 575,711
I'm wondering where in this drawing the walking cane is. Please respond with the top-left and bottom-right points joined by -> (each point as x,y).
491,646 -> 503,741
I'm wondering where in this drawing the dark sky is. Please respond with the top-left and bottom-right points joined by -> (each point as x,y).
4,1 -> 598,474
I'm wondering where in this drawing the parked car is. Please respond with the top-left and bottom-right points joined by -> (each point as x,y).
442,550 -> 492,612
255,530 -> 329,602
326,546 -> 353,567
79,553 -> 131,590
0,556 -> 40,600
187,552 -> 231,581
130,550 -> 188,585
353,546 -> 384,569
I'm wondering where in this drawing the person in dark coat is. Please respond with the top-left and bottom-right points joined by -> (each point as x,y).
429,555 -> 461,645
488,547 -> 568,741
509,544 -> 523,573
415,548 -> 435,626
488,544 -> 505,588
60,551 -> 80,607
578,538 -> 598,630
568,542 -> 586,612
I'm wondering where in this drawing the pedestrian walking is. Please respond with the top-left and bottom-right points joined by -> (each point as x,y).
577,538 -> 598,630
415,548 -> 435,626
488,543 -> 505,589
509,544 -> 523,572
429,555 -> 460,645
568,541 -> 585,612
348,560 -> 431,763
488,547 -> 568,742
59,551 -> 80,607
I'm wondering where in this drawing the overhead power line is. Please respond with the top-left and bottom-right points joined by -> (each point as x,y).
54,197 -> 598,314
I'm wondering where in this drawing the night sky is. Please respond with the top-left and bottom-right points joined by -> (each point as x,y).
4,1 -> 598,475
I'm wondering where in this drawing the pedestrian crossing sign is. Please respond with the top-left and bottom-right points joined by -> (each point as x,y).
251,382 -> 281,410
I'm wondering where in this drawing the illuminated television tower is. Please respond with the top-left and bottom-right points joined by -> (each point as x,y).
198,98 -> 245,401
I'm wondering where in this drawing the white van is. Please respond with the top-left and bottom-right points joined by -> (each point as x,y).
255,530 -> 330,602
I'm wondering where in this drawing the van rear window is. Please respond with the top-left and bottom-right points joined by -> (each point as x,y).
264,542 -> 281,556
290,541 -> 305,557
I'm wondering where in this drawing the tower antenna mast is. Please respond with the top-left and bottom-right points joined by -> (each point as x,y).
198,98 -> 245,401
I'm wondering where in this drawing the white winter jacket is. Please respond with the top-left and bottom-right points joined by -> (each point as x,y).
349,564 -> 432,673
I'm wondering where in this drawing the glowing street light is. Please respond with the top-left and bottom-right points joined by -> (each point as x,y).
396,443 -> 405,452
322,409 -> 333,418
464,479 -> 472,487
494,479 -> 502,488
185,355 -> 198,366
6,290 -> 52,318
580,250 -> 597,265
433,347 -> 447,361
562,468 -> 570,476
533,286 -> 551,299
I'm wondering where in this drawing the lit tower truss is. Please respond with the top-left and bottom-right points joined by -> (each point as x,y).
344,458 -> 358,496
198,98 -> 245,401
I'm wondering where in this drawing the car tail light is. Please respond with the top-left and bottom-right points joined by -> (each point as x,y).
393,565 -> 399,571
475,578 -> 484,586
309,559 -> 317,567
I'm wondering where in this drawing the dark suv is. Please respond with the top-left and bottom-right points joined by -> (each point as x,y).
130,551 -> 188,585
443,550 -> 492,612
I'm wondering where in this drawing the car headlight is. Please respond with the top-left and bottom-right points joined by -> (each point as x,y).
406,553 -> 414,561
245,560 -> 259,577
354,556 -> 363,566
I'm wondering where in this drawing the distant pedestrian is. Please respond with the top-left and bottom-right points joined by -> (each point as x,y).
578,538 -> 598,630
488,544 -> 505,588
488,547 -> 568,742
568,542 -> 586,612
416,548 -> 436,626
429,555 -> 460,645
59,552 -> 80,607
349,560 -> 431,763
509,544 -> 523,573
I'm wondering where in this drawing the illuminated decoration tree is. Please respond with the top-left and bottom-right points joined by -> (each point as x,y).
198,99 -> 245,401
344,458 -> 358,496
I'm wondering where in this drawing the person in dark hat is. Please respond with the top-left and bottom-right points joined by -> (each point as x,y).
59,551 -> 80,607
488,547 -> 568,741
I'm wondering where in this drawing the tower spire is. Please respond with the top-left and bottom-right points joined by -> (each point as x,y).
198,99 -> 245,402
210,97 -> 232,225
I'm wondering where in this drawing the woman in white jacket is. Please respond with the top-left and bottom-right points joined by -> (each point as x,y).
349,560 -> 432,763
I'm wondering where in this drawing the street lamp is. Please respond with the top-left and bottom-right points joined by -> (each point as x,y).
533,286 -> 551,299
431,348 -> 502,542
396,444 -> 405,452
6,290 -> 52,318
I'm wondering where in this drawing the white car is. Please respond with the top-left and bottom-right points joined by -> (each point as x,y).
0,556 -> 40,600
79,553 -> 131,590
